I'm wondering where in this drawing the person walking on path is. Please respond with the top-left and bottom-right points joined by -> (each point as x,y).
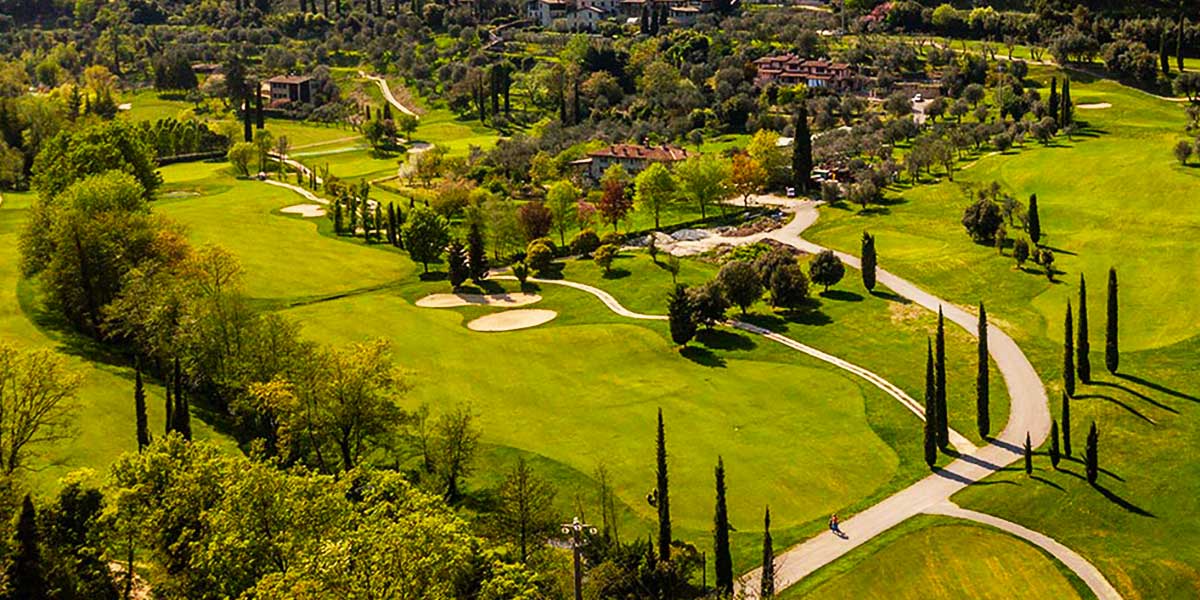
829,514 -> 840,535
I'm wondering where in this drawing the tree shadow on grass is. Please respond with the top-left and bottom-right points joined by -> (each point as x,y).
1031,474 -> 1065,491
418,270 -> 447,282
820,289 -> 864,302
1039,244 -> 1077,256
680,345 -> 725,368
1074,393 -> 1156,425
857,206 -> 892,216
942,447 -> 1004,472
739,312 -> 789,333
1094,482 -> 1155,517
869,289 -> 910,304
782,308 -> 833,327
697,328 -> 756,351
1090,379 -> 1180,414
933,467 -> 1017,486
1116,372 -> 1200,403
602,268 -> 631,280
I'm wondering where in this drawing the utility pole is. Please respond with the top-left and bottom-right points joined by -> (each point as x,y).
561,517 -> 597,600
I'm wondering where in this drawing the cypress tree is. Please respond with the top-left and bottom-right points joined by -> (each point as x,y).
173,358 -> 191,441
1061,391 -> 1072,458
164,383 -> 173,436
334,201 -> 344,235
1048,76 -> 1059,124
793,104 -> 813,192
976,303 -> 990,439
1061,77 -> 1073,127
1085,422 -> 1098,484
1027,194 -> 1040,245
242,97 -> 253,142
467,221 -> 488,282
1064,302 -> 1075,397
1049,419 -> 1061,468
387,203 -> 397,245
135,360 -> 150,452
713,457 -> 732,596
6,495 -> 47,600
760,506 -> 775,599
924,339 -> 938,469
255,88 -> 264,129
860,231 -> 876,292
1106,267 -> 1119,374
655,408 -> 671,562
1077,274 -> 1091,383
1024,432 -> 1033,475
374,204 -> 384,242
935,307 -> 948,449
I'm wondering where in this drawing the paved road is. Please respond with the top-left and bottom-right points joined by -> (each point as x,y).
925,501 -> 1123,600
359,71 -> 419,118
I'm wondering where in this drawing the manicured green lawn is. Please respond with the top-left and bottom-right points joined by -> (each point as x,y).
802,67 -> 1200,597
779,517 -> 1088,600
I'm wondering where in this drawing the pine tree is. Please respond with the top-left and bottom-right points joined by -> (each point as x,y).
793,104 -> 813,192
1061,391 -> 1072,458
935,307 -> 949,449
447,241 -> 469,288
655,408 -> 671,562
1027,194 -> 1041,245
1064,302 -> 1075,397
1077,274 -> 1091,383
760,506 -> 775,599
467,221 -> 488,282
172,358 -> 191,441
1049,419 -> 1061,468
135,360 -> 150,452
977,303 -> 990,439
1106,267 -> 1119,374
1061,77 -> 1073,127
1024,432 -> 1033,475
6,495 -> 47,600
924,339 -> 938,469
667,284 -> 697,347
861,231 -> 876,292
1048,76 -> 1059,124
1085,422 -> 1099,484
713,457 -> 733,596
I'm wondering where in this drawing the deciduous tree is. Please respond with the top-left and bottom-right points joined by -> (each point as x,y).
634,163 -> 676,229
0,343 -> 83,474
808,250 -> 845,293
492,457 -> 558,564
676,154 -> 731,219
717,260 -> 762,315
402,207 -> 450,273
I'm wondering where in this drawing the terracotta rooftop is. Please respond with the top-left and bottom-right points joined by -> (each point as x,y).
588,144 -> 696,162
266,75 -> 313,85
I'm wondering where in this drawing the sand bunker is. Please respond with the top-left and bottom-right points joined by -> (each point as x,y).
416,292 -> 542,308
1077,102 -> 1111,109
281,204 -> 326,218
467,309 -> 557,332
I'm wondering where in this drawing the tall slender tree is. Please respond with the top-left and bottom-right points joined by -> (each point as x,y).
924,339 -> 938,469
1064,302 -> 1075,397
1048,76 -> 1059,123
713,457 -> 733,596
6,495 -> 47,600
467,221 -> 488,282
977,303 -> 990,439
1049,419 -> 1061,468
1106,267 -> 1119,374
1061,391 -> 1072,458
164,383 -> 173,436
1085,422 -> 1099,484
935,307 -> 949,449
1024,432 -> 1033,475
135,360 -> 150,452
793,104 -> 813,192
1061,77 -> 1073,127
861,231 -> 876,292
655,408 -> 671,562
172,358 -> 191,441
1027,194 -> 1041,245
1077,274 -> 1091,382
760,506 -> 775,599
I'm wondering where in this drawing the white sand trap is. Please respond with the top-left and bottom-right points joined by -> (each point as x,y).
416,292 -> 542,308
467,309 -> 557,332
1077,102 -> 1111,109
280,204 -> 326,218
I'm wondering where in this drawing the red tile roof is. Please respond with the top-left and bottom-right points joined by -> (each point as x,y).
588,144 -> 696,162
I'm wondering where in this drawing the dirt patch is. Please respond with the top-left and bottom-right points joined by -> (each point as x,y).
416,292 -> 542,308
888,301 -> 925,325
467,309 -> 557,332
1076,102 -> 1111,109
280,204 -> 326,218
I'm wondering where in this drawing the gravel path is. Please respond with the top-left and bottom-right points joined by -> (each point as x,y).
359,71 -> 420,118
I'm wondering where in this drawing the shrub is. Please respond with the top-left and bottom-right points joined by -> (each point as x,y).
1174,140 -> 1194,165
769,263 -> 810,308
716,260 -> 762,315
600,231 -> 624,246
511,262 -> 529,286
962,198 -> 1003,244
528,237 -> 558,256
688,279 -> 730,329
570,229 -> 601,256
525,242 -> 555,273
593,244 -> 619,274
808,250 -> 845,293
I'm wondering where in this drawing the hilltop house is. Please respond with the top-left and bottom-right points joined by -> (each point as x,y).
576,143 -> 696,180
753,54 -> 852,89
530,0 -> 713,30
265,75 -> 314,106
